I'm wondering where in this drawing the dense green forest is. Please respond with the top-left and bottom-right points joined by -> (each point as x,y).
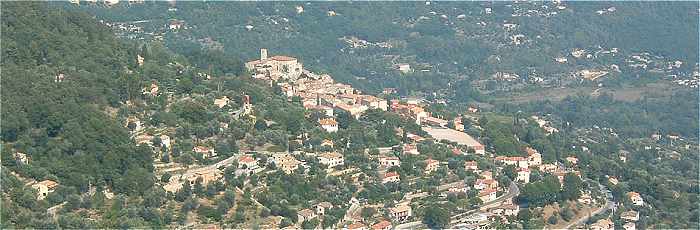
1,2 -> 155,195
508,90 -> 699,139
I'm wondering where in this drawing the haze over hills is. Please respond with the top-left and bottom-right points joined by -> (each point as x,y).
1,1 -> 698,230
66,1 -> 698,96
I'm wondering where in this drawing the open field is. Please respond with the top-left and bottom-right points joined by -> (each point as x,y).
491,82 -> 681,104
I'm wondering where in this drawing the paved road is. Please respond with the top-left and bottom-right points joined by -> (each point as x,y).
163,153 -> 242,192
450,182 -> 520,225
562,181 -> 614,229
394,221 -> 425,230
395,182 -> 520,230
343,201 -> 362,223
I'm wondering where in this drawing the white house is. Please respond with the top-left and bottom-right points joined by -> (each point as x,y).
516,167 -> 530,183
319,118 -> 339,133
382,172 -> 400,184
627,192 -> 644,206
318,152 -> 344,168
379,156 -> 401,167
479,189 -> 497,202
32,180 -> 59,200
316,202 -> 333,216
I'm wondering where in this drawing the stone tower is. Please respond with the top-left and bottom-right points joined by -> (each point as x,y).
260,48 -> 268,61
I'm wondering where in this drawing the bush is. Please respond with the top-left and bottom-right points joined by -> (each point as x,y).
560,208 -> 574,222
161,173 -> 172,183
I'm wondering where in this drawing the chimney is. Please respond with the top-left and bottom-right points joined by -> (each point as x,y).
260,48 -> 268,61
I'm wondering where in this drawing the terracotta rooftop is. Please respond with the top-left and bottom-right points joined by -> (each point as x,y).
319,118 -> 338,126
270,55 -> 297,61
372,220 -> 392,230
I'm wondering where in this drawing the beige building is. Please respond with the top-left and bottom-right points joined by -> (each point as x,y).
526,147 -> 542,166
238,155 -> 258,170
318,152 -> 344,169
315,202 -> 333,216
14,152 -> 29,165
627,192 -> 644,206
590,218 -> 614,230
464,161 -> 478,171
621,210 -> 639,222
425,159 -> 440,174
360,95 -> 388,111
273,153 -> 301,174
245,49 -> 303,80
371,220 -> 392,230
389,204 -> 412,222
379,156 -> 401,167
193,146 -> 216,158
297,208 -> 316,223
319,118 -> 339,133
32,180 -> 59,200
382,172 -> 400,184
495,156 -> 529,168
479,189 -> 497,202
516,167 -> 530,183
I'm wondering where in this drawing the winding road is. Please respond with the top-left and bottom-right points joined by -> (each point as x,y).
562,181 -> 614,229
449,182 -> 520,226
395,182 -> 520,230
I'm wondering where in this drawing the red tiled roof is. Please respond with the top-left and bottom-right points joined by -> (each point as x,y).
270,55 -> 297,61
348,223 -> 365,230
239,155 -> 255,163
372,220 -> 392,230
193,146 -> 210,153
479,188 -> 497,196
319,118 -> 338,126
385,171 -> 399,178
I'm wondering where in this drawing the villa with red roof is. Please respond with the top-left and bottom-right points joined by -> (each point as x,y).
382,172 -> 400,184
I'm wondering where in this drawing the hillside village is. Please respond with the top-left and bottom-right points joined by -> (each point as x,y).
9,31 -> 687,230
3,2 -> 697,230
101,49 -> 619,229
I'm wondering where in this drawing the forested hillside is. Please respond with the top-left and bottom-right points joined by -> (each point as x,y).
2,2 -> 154,195
1,3 -> 424,228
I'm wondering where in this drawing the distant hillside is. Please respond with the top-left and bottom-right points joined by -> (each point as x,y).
64,1 -> 698,98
